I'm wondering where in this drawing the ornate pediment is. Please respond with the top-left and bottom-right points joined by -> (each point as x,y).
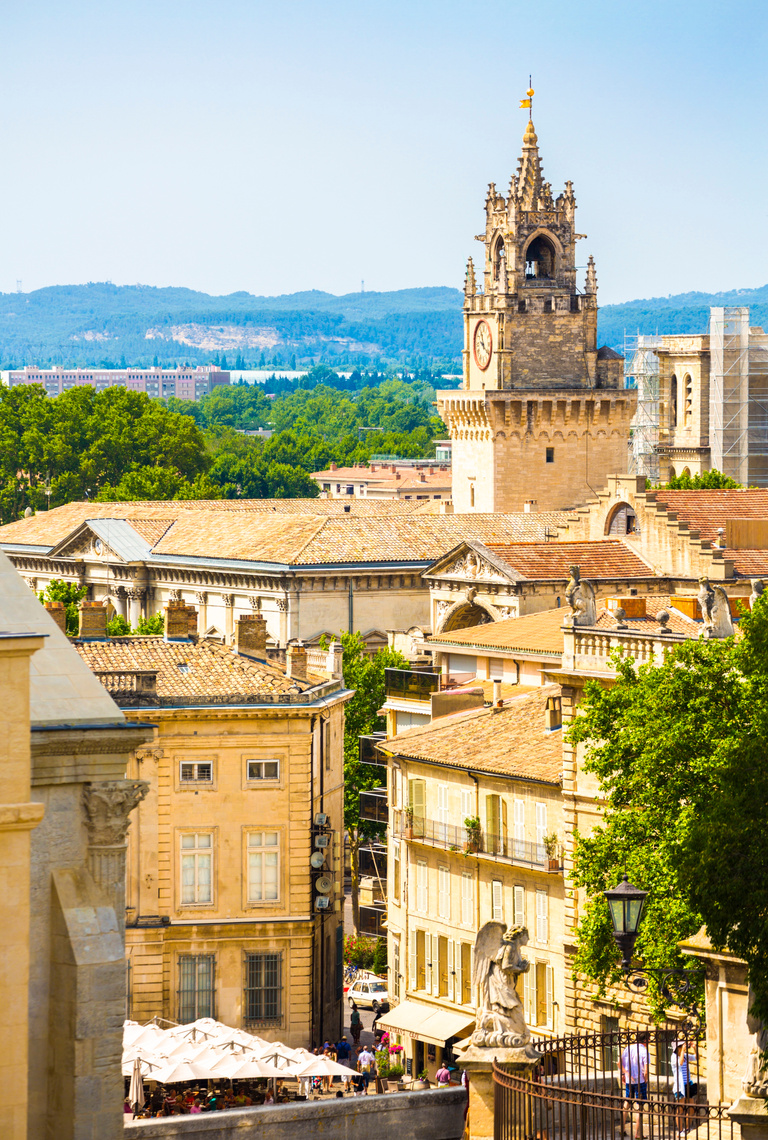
425,540 -> 522,586
50,523 -> 125,562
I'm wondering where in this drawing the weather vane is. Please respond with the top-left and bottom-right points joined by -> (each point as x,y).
519,76 -> 534,120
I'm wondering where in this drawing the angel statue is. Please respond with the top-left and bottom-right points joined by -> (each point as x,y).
564,566 -> 597,627
698,575 -> 734,639
471,923 -> 531,1048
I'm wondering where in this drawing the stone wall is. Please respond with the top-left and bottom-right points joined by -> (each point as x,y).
124,1088 -> 467,1140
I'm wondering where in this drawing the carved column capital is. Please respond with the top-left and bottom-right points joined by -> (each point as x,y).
195,591 -> 208,606
222,593 -> 235,608
126,587 -> 146,601
276,598 -> 289,613
23,576 -> 37,591
83,779 -> 149,847
168,588 -> 183,603
250,596 -> 262,611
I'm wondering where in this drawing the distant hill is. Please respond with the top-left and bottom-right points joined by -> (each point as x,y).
1,281 -> 766,369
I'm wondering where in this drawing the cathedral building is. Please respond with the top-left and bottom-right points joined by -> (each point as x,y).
438,118 -> 636,513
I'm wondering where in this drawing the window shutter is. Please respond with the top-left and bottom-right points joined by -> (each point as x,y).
432,934 -> 440,995
535,802 -> 547,861
492,879 -> 503,922
501,799 -> 508,856
437,783 -> 449,822
409,928 -> 417,991
527,963 -> 537,1025
461,787 -> 473,820
514,885 -> 525,928
536,890 -> 548,944
417,861 -> 427,913
438,865 -> 450,921
409,779 -> 425,819
455,941 -> 463,1005
447,939 -> 454,1002
514,798 -> 525,858
461,872 -> 473,926
546,964 -> 554,1028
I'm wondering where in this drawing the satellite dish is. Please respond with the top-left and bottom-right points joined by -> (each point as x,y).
310,851 -> 326,870
316,876 -> 333,895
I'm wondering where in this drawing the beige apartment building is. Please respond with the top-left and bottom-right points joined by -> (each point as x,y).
376,686 -> 565,1081
70,600 -> 352,1048
311,461 -> 452,502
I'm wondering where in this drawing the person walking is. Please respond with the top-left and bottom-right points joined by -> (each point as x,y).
621,1035 -> 649,1139
671,1037 -> 698,1136
350,1002 -> 362,1046
357,1044 -> 375,1094
436,1062 -> 452,1087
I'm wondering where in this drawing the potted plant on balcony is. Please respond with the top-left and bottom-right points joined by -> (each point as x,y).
464,816 -> 481,854
543,833 -> 560,871
404,806 -> 414,839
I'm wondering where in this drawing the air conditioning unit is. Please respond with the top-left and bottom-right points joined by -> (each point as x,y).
315,875 -> 333,895
314,812 -> 329,828
314,834 -> 330,848
315,896 -> 331,911
310,851 -> 326,870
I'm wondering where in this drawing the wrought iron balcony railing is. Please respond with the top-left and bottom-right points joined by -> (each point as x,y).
391,810 -> 562,871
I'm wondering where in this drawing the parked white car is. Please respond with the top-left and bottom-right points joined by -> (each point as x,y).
347,977 -> 389,1010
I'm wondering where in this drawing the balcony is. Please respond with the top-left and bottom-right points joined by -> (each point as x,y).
358,903 -> 387,938
391,810 -> 562,872
359,788 -> 388,826
358,843 -> 388,880
384,668 -> 440,700
359,733 -> 387,768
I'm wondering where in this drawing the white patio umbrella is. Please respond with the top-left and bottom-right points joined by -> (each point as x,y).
295,1054 -> 356,1079
256,1044 -> 302,1070
226,1056 -> 287,1080
149,1060 -> 210,1085
121,1054 -> 164,1078
129,1058 -> 146,1113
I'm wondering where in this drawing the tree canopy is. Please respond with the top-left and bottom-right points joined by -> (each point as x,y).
569,598 -> 768,1023
651,468 -> 741,490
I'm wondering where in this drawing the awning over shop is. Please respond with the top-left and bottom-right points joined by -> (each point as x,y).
378,1000 -> 475,1048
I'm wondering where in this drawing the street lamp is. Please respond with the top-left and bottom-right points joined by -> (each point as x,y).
604,874 -> 704,1022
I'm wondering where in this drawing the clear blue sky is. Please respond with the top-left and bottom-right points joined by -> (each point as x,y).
2,0 -> 766,304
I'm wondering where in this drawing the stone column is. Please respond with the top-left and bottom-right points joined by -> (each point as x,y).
729,1096 -> 768,1140
112,585 -> 127,619
82,780 -> 149,937
126,588 -> 144,628
276,597 -> 289,646
222,593 -> 234,642
196,591 -> 208,634
460,1045 -> 539,1140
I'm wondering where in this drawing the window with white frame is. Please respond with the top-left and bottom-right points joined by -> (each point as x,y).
179,761 -> 213,783
180,833 -> 213,904
416,860 -> 428,913
492,879 -> 504,922
393,767 -> 403,809
536,889 -> 548,944
514,884 -> 525,927
438,865 -> 450,920
247,831 -> 280,902
535,802 -> 548,862
246,759 -> 280,781
437,783 -> 449,842
514,798 -> 525,858
461,871 -> 474,925
460,787 -> 474,821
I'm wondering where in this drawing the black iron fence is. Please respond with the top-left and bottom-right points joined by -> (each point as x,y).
493,1027 -> 733,1140
391,809 -> 562,872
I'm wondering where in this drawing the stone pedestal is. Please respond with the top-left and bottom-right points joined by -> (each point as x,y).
460,1044 -> 540,1140
728,1095 -> 768,1140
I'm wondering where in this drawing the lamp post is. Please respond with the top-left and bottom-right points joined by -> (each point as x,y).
604,874 -> 705,1022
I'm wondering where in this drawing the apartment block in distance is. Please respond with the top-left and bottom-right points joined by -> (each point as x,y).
3,364 -> 230,401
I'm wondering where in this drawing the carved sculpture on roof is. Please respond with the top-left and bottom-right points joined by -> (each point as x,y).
698,576 -> 734,639
471,923 -> 531,1048
82,780 -> 149,847
743,985 -> 768,1097
564,565 -> 596,627
434,600 -> 452,626
443,549 -> 509,583
750,578 -> 765,609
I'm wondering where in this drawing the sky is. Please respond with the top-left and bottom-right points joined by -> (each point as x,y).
2,0 -> 767,305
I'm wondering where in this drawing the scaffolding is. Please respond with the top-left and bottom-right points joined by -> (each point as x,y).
709,306 -> 768,487
624,332 -> 662,482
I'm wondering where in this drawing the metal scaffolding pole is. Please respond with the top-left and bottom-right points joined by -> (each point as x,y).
625,332 -> 661,482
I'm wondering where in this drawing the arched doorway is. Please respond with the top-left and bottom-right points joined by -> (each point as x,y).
605,501 -> 638,536
440,602 -> 494,634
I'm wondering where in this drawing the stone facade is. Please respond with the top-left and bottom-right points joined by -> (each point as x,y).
437,120 -> 635,512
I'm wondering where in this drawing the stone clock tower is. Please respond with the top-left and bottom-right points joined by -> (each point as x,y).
438,119 -> 636,513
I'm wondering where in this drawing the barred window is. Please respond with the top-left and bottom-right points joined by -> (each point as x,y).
245,952 -> 282,1025
180,761 -> 212,782
178,954 -> 215,1023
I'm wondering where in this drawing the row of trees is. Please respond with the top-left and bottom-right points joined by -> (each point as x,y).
0,370 -> 448,522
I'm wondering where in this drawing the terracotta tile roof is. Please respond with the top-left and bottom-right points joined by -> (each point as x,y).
124,518 -> 176,545
430,608 -> 567,655
312,466 -> 452,490
648,489 -> 768,544
0,503 -> 580,565
725,550 -> 768,576
593,595 -> 701,637
382,685 -> 563,784
482,540 -> 656,581
73,636 -> 317,705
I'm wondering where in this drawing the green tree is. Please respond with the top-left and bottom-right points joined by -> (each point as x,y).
137,612 -> 164,635
37,578 -> 88,635
568,597 -> 768,1023
106,613 -> 132,636
651,468 -> 741,490
339,632 -> 408,933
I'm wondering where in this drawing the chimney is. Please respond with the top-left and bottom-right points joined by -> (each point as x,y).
492,679 -> 503,710
286,640 -> 308,681
165,601 -> 191,642
186,605 -> 198,637
235,613 -> 267,658
524,500 -> 537,513
78,600 -> 107,640
419,472 -> 426,482
330,462 -> 337,471
45,600 -> 67,636
428,467 -> 434,475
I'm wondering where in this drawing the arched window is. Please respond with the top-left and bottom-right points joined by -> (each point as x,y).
525,234 -> 556,280
670,375 -> 678,428
493,237 -> 506,282
684,374 -> 693,425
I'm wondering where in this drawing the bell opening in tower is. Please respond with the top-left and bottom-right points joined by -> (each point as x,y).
525,234 -> 556,280
493,237 -> 506,283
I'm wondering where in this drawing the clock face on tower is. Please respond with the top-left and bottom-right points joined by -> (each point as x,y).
473,320 -> 492,370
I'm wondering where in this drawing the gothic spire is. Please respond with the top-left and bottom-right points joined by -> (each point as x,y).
585,255 -> 597,295
465,256 -> 476,297
516,119 -> 544,211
